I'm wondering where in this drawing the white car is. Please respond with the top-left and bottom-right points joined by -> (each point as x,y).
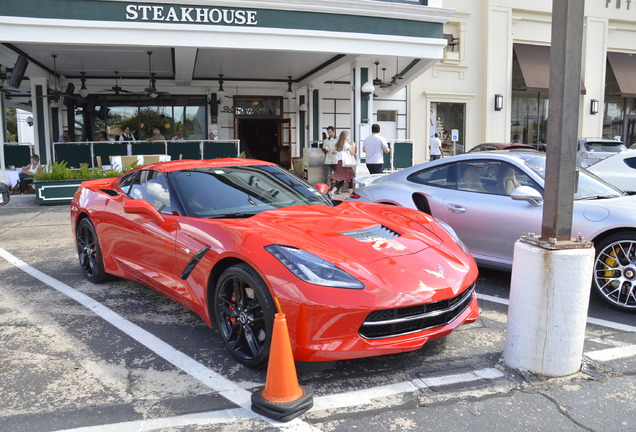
586,149 -> 636,193
576,138 -> 626,168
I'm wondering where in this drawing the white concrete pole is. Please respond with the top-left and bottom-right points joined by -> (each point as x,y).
504,237 -> 594,376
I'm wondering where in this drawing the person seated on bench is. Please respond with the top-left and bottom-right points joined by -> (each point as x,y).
19,154 -> 41,194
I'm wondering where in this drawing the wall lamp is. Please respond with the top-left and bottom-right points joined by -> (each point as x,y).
361,81 -> 375,100
78,72 -> 89,98
494,94 -> 504,111
216,74 -> 225,104
286,76 -> 294,101
590,99 -> 599,115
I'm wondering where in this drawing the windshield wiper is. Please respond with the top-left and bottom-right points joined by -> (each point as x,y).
578,194 -> 621,201
211,212 -> 256,219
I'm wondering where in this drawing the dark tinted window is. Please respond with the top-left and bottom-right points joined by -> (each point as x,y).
624,157 -> 636,169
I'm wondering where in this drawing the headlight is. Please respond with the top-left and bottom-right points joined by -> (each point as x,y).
265,245 -> 364,289
434,219 -> 470,256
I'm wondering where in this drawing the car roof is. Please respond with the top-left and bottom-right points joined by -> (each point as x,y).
404,150 -> 546,172
130,158 -> 277,173
474,142 -> 535,149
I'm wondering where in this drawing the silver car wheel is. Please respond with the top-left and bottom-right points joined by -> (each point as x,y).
594,235 -> 636,311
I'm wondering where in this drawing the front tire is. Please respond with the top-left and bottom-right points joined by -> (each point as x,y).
76,218 -> 112,283
593,233 -> 636,311
213,264 -> 277,368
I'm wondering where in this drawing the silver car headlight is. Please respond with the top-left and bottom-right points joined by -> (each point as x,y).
265,245 -> 364,289
434,219 -> 470,256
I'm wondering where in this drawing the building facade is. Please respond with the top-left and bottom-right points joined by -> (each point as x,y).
410,0 -> 636,162
0,0 -> 452,168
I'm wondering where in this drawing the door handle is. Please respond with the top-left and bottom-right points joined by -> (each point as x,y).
447,203 -> 466,214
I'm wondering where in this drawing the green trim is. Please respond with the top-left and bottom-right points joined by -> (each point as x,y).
0,1 -> 442,39
34,179 -> 83,205
361,68 -> 369,122
312,89 -> 319,141
34,85 -> 47,164
299,95 -> 305,154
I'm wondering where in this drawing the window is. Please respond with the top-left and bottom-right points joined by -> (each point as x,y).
408,163 -> 457,189
127,170 -> 173,214
456,161 -> 538,196
431,102 -> 465,155
624,157 -> 636,169
377,110 -> 397,122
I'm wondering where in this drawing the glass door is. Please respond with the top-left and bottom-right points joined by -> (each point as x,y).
278,118 -> 292,169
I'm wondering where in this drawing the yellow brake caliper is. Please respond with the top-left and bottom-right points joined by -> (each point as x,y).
603,246 -> 620,278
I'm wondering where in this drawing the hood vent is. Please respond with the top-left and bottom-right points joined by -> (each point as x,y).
342,224 -> 400,242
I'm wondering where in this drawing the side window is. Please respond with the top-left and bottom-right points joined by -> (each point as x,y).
407,163 -> 458,189
458,161 -> 541,196
128,170 -> 173,214
624,157 -> 636,169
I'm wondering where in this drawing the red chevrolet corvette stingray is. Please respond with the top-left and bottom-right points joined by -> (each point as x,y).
70,159 -> 479,367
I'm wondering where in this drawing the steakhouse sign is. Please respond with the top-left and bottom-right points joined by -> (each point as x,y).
125,5 -> 258,25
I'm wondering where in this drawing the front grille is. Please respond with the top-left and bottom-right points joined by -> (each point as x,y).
359,284 -> 475,339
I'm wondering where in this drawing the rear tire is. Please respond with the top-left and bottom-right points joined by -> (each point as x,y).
593,232 -> 636,311
76,218 -> 112,283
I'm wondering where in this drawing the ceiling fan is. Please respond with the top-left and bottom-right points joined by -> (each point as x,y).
390,58 -> 404,85
371,61 -> 393,89
43,54 -> 65,101
144,51 -> 169,98
379,67 -> 393,89
101,70 -> 134,95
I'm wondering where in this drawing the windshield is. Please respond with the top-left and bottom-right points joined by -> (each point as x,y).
519,154 -> 623,200
169,165 -> 332,218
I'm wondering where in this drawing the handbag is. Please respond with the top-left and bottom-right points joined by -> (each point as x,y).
342,150 -> 358,167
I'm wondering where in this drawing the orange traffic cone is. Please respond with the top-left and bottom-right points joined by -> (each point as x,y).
251,313 -> 313,422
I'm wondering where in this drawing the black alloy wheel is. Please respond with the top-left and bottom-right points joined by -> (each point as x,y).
214,263 -> 276,368
593,232 -> 636,311
76,218 -> 112,283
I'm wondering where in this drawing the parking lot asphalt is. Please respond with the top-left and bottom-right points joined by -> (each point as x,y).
0,199 -> 634,432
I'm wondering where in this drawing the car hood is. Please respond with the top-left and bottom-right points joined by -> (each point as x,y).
226,202 -> 445,264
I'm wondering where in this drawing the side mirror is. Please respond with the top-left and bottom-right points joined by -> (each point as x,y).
510,186 -> 544,206
315,183 -> 330,194
124,199 -> 166,225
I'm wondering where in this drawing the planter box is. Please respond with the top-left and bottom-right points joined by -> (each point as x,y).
34,179 -> 85,206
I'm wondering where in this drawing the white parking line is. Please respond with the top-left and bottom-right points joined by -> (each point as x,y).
585,345 -> 636,362
55,408 -> 246,432
414,367 -> 504,388
0,249 -> 320,432
311,381 -> 418,411
476,293 -> 636,332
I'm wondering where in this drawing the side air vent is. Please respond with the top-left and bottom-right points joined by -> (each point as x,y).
99,189 -> 119,196
342,224 -> 399,242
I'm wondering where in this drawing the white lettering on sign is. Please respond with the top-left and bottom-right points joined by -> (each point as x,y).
125,5 -> 258,25
606,0 -> 632,9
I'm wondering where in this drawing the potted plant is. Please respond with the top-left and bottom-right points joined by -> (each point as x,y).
32,161 -> 130,205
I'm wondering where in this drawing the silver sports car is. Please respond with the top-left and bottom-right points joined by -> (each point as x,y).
350,151 -> 636,311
